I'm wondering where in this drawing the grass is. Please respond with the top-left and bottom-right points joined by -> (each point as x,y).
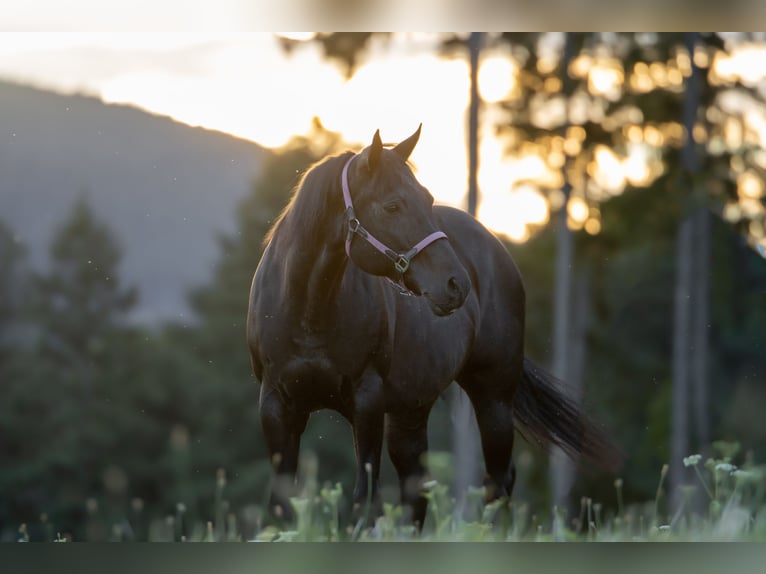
14,442 -> 766,542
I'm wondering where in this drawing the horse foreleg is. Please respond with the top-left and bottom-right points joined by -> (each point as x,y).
259,384 -> 308,522
350,372 -> 384,522
385,407 -> 431,529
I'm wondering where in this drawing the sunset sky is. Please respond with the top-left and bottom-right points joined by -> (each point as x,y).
0,32 -> 552,241
1,32 -> 764,246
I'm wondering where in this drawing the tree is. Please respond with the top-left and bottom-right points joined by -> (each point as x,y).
451,31 -> 484,508
31,194 -> 137,370
549,32 -> 580,514
0,220 -> 26,356
1,197 -> 142,539
278,33 -> 389,79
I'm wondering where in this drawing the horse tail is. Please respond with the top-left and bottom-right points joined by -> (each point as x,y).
512,357 -> 622,472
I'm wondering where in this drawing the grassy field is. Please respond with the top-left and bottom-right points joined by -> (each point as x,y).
15,442 -> 765,542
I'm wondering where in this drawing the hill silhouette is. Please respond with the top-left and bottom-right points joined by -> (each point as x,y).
0,80 -> 265,324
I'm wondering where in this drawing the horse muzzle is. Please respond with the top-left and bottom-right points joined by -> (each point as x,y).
423,272 -> 470,317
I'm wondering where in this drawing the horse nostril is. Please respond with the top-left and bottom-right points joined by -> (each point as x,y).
447,276 -> 462,298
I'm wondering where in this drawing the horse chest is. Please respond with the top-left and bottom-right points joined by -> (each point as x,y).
260,320 -> 377,410
382,309 -> 475,411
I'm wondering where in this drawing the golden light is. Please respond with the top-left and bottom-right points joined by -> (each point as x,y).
563,135 -> 582,157
277,33 -> 315,41
724,202 -> 742,223
743,109 -> 766,148
693,46 -> 710,69
478,185 -> 550,243
753,150 -> 766,170
478,55 -> 516,104
626,124 -> 644,143
567,125 -> 586,141
712,44 -> 766,87
315,53 -> 471,210
537,55 -> 558,75
750,219 -> 765,238
675,49 -> 692,76
584,218 -> 602,235
514,186 -> 549,225
667,67 -> 684,88
663,122 -> 685,146
549,150 -> 566,169
731,154 -> 746,173
623,144 -> 653,186
548,189 -> 566,211
643,125 -> 665,147
99,35 -> 350,150
512,153 -> 553,182
568,196 -> 589,223
4,32 -> 689,246
738,171 -> 764,199
570,54 -> 593,78
649,62 -> 667,87
741,198 -> 766,219
724,117 -> 744,149
588,64 -> 624,99
592,145 -> 626,194
630,62 -> 654,93
530,94 -> 567,129
544,77 -> 562,93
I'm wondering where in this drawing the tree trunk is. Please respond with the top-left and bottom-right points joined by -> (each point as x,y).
692,207 -> 710,452
670,215 -> 693,515
452,31 -> 484,505
669,31 -> 702,515
550,31 -> 578,515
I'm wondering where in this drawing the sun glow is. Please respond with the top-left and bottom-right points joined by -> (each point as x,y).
478,55 -> 516,104
0,33 -> 690,243
478,185 -> 550,242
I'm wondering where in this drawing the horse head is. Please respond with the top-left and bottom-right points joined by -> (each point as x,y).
343,126 -> 471,316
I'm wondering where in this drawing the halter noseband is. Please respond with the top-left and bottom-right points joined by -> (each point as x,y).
341,154 -> 447,291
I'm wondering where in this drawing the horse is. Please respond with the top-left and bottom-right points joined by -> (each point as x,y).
247,126 -> 619,528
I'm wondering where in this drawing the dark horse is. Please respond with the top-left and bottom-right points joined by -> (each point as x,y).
247,126 -> 618,527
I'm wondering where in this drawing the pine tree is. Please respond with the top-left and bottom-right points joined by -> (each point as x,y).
31,195 -> 137,369
0,220 -> 26,354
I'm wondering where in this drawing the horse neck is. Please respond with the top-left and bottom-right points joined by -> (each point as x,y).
289,238 -> 348,333
276,180 -> 348,334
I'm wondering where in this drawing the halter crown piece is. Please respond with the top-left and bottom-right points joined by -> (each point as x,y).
341,154 -> 447,292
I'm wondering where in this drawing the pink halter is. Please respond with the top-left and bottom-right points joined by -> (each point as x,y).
341,155 -> 447,294
341,154 -> 447,290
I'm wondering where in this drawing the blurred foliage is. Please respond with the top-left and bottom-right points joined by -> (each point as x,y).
278,33 -> 389,79
284,33 -> 764,248
1,34 -> 766,541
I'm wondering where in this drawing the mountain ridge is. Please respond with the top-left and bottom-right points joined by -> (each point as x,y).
0,79 -> 266,324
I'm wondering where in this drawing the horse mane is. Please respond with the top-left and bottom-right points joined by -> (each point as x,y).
263,151 -> 355,249
264,148 -> 421,253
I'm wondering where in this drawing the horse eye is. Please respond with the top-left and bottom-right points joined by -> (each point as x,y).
384,203 -> 400,214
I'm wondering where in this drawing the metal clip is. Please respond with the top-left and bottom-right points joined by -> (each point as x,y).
394,255 -> 410,274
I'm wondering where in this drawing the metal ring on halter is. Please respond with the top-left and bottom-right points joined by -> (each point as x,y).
394,256 -> 410,274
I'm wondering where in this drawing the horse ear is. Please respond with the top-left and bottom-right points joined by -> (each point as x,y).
393,124 -> 422,161
367,129 -> 383,171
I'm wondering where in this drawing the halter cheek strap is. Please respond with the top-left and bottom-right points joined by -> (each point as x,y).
341,154 -> 447,279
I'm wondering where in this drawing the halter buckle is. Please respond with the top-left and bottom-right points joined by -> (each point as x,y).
348,217 -> 361,233
394,255 -> 410,274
